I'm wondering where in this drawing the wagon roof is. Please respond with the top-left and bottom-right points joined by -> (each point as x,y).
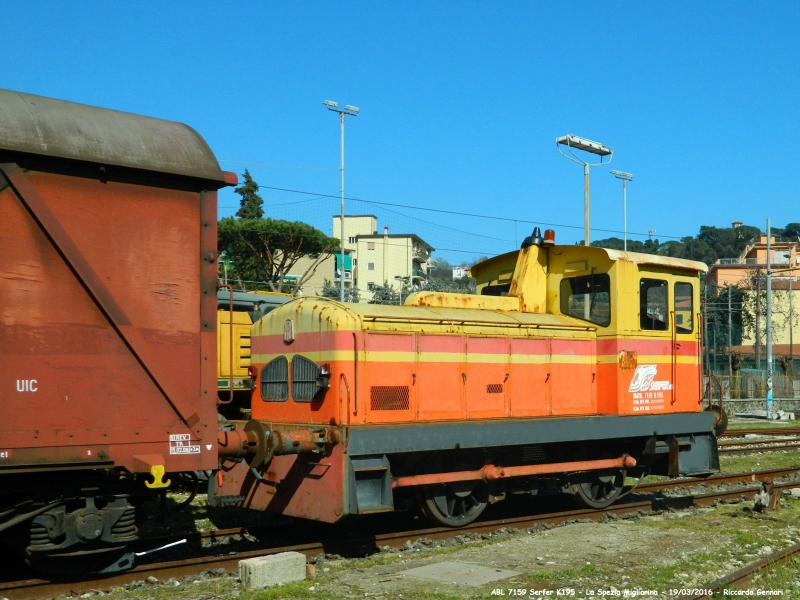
0,88 -> 226,186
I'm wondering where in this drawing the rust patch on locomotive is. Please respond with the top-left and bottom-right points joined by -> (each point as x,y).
619,350 -> 638,370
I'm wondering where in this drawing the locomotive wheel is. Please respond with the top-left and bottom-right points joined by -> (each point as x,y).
573,470 -> 625,509
418,481 -> 487,527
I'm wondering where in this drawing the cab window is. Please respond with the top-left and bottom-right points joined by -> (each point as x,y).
481,283 -> 510,297
560,273 -> 611,326
640,279 -> 668,331
674,282 -> 693,334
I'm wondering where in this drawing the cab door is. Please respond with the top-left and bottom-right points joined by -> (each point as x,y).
672,278 -> 700,412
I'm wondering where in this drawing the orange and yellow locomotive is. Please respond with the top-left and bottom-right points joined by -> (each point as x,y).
213,228 -> 721,527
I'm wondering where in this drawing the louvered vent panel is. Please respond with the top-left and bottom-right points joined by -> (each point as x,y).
292,355 -> 321,402
486,384 -> 504,394
370,386 -> 410,410
261,356 -> 288,401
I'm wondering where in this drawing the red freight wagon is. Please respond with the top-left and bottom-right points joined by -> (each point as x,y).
0,89 -> 233,573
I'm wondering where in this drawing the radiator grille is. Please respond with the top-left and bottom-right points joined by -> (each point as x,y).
486,384 -> 504,394
261,356 -> 288,402
292,355 -> 321,402
370,386 -> 410,411
521,445 -> 546,463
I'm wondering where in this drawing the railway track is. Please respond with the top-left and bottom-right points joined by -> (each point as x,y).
719,441 -> 800,455
722,427 -> 800,437
3,466 -> 800,600
719,436 -> 800,447
689,542 -> 800,599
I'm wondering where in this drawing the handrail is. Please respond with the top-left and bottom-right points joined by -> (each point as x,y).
697,312 -> 704,405
670,311 -> 677,405
340,372 -> 351,451
707,374 -> 723,413
352,331 -> 360,416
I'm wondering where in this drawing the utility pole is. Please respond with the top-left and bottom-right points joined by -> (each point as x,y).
755,273 -> 761,369
790,279 -> 794,365
728,285 -> 733,378
703,281 -> 709,375
766,218 -> 773,420
712,327 -> 717,372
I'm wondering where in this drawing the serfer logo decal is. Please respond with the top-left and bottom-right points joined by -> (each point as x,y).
628,364 -> 672,392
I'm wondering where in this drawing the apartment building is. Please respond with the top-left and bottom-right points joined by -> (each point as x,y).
709,233 -> 800,361
354,226 -> 434,299
707,234 -> 800,287
287,215 -> 434,301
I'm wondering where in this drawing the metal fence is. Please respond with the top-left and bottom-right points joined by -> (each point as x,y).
707,373 -> 800,400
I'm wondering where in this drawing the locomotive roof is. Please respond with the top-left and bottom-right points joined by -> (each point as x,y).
269,297 -> 597,331
603,248 -> 708,273
470,246 -> 708,276
0,88 -> 227,186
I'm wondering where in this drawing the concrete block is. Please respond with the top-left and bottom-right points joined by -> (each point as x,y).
239,551 -> 307,590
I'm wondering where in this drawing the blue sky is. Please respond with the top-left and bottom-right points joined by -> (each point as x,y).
3,2 -> 799,262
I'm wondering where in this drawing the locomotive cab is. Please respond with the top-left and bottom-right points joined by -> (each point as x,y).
213,229 -> 719,526
471,239 -> 706,417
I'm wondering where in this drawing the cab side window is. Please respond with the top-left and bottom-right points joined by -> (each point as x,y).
674,282 -> 693,334
560,273 -> 611,326
640,278 -> 668,331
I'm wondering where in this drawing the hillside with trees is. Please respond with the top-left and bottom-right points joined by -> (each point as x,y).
588,223 -> 786,265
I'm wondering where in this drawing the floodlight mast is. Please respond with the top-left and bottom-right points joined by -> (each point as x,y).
556,134 -> 613,247
610,170 -> 633,251
323,100 -> 360,302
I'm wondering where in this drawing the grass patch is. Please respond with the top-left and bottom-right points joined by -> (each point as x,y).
720,451 -> 800,473
727,422 -> 800,431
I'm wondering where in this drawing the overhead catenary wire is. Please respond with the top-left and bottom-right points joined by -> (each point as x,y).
219,160 -> 337,171
250,184 -> 689,241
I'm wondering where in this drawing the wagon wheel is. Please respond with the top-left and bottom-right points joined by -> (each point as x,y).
418,480 -> 487,527
573,470 -> 625,509
25,546 -> 130,578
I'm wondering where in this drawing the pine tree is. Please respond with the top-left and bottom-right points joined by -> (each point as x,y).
321,279 -> 361,303
368,282 -> 399,305
234,169 -> 264,219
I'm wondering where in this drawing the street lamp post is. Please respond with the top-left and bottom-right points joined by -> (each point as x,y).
610,170 -> 633,251
323,100 -> 359,302
556,134 -> 613,246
